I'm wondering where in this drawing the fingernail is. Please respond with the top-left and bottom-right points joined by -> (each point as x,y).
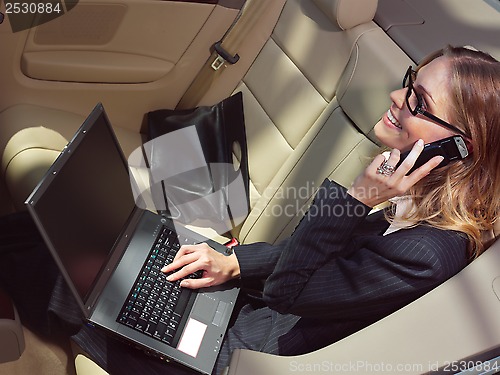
180,280 -> 188,288
417,139 -> 424,147
166,275 -> 173,281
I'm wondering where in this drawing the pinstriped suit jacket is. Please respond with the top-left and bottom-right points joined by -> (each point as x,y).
228,179 -> 468,360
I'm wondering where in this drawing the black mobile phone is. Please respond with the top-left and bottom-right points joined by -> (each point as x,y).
396,135 -> 470,175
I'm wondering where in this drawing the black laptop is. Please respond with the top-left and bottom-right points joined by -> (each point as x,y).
25,103 -> 240,374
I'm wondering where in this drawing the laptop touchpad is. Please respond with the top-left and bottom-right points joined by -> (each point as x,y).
192,293 -> 219,324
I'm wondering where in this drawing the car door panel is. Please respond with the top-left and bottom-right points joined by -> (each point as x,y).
22,1 -> 213,83
0,0 -> 242,131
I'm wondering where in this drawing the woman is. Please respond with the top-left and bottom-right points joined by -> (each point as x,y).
157,45 -> 500,373
1,45 -> 499,375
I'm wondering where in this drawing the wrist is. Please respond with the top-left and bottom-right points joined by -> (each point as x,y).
223,238 -> 241,279
227,253 -> 241,279
347,186 -> 376,208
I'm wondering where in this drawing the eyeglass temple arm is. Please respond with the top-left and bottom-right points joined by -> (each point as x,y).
420,109 -> 469,138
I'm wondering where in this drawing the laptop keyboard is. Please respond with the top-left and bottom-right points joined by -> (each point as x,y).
117,226 -> 202,346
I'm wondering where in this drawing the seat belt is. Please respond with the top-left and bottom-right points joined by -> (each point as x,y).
176,0 -> 271,109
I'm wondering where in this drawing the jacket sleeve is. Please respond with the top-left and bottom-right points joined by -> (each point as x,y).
261,180 -> 467,320
233,240 -> 285,281
232,178 -> 357,283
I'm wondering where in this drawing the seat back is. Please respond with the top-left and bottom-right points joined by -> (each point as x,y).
229,0 -> 414,244
218,0 -> 380,243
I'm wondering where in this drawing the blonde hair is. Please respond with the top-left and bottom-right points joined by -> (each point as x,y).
395,46 -> 500,259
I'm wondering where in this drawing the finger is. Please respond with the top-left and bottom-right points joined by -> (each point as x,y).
180,277 -> 212,290
366,154 -> 389,175
165,261 -> 202,282
406,155 -> 445,184
377,149 -> 402,181
393,139 -> 425,178
166,244 -> 204,271
386,148 -> 401,169
172,243 -> 212,262
172,244 -> 197,262
161,251 -> 198,273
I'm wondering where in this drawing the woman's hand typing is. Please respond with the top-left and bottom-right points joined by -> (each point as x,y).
161,243 -> 240,289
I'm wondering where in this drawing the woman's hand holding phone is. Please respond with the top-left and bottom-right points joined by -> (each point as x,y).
347,139 -> 444,207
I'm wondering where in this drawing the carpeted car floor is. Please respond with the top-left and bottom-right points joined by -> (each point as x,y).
0,326 -> 75,375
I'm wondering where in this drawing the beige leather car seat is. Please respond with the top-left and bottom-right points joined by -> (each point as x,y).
0,287 -> 25,364
232,0 -> 413,245
180,0 -> 411,245
0,105 -> 143,212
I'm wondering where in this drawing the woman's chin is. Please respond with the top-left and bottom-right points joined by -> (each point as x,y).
374,120 -> 413,151
374,121 -> 395,148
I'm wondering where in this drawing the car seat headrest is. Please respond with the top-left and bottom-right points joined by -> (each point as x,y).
312,0 -> 378,30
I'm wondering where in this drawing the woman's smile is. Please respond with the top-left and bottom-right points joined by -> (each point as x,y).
384,109 -> 402,130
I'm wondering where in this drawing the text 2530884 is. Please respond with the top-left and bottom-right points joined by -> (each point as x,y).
5,2 -> 62,14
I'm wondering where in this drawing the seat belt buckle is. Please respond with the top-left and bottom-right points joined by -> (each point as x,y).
211,55 -> 227,71
211,41 -> 240,71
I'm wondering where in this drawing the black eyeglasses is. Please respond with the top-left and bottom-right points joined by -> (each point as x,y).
402,66 -> 469,138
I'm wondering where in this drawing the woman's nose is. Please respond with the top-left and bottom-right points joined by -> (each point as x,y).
390,88 -> 407,110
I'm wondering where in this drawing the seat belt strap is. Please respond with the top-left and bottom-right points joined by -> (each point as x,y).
176,0 -> 270,109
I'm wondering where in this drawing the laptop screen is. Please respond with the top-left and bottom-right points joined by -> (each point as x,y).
27,105 -> 136,302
